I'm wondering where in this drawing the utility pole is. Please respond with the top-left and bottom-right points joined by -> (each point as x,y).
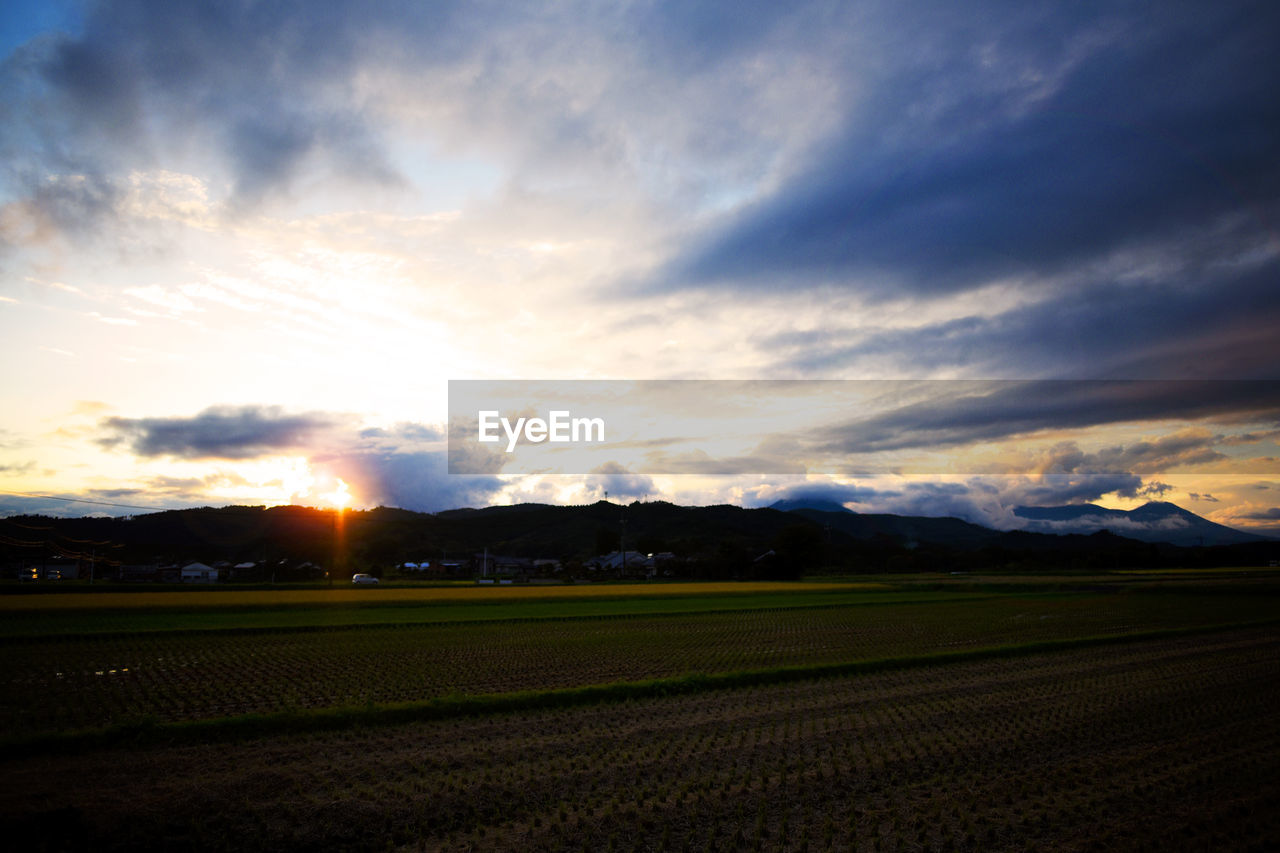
620,508 -> 627,575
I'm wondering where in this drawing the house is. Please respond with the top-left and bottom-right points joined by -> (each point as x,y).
472,553 -> 534,579
180,562 -> 219,584
228,561 -> 258,581
119,564 -> 161,583
590,550 -> 660,577
439,560 -> 468,577
399,559 -> 448,578
532,558 -> 563,575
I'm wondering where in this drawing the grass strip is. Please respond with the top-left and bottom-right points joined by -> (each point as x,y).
0,581 -> 881,609
0,591 -> 1007,644
6,617 -> 1276,759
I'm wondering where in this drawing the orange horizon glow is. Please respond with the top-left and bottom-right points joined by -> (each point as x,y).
322,478 -> 352,510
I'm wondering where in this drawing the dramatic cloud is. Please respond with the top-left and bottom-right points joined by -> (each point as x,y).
3,1 -> 1278,523
92,408 -> 501,512
811,382 -> 1280,456
332,448 -> 504,514
1137,482 -> 1174,498
1,0 -> 842,226
743,481 -> 898,510
99,406 -> 346,459
583,462 -> 654,502
742,473 -> 1173,531
1001,472 -> 1144,507
1015,513 -> 1189,537
764,266 -> 1280,380
1026,437 -> 1225,479
658,2 -> 1280,300
4,0 -> 407,205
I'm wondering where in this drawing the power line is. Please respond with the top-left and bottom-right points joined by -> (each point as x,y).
0,490 -> 179,512
0,517 -> 53,530
0,490 -> 343,516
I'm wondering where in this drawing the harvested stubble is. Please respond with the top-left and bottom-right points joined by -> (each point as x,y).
1,627 -> 1277,852
3,591 -> 1275,735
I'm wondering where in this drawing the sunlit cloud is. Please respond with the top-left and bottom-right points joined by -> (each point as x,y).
0,0 -> 1277,532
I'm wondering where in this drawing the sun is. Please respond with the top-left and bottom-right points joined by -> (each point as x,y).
322,478 -> 353,510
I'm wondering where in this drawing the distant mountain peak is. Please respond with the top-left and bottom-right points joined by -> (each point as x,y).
768,498 -> 854,514
1012,501 -> 1262,547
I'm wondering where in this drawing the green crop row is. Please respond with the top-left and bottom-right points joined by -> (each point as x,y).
2,589 -> 1276,736
0,587 -> 989,640
3,626 -> 1277,852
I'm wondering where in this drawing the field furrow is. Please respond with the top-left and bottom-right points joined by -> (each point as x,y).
2,591 -> 1274,734
1,626 -> 1276,852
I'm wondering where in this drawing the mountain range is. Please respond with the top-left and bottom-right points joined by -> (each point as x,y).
771,498 -> 1266,548
1,499 -> 1272,577
1009,501 -> 1264,547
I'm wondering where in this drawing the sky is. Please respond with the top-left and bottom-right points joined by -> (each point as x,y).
1,0 -> 1279,536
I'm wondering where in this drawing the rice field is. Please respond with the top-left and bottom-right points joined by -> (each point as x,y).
3,587 -> 1275,736
0,580 -> 884,611
2,626 -> 1276,852
1,575 -> 1277,851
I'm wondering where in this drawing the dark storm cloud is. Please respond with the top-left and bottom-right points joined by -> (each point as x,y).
810,380 -> 1280,456
584,461 -> 654,502
39,37 -> 143,148
94,409 -> 498,512
898,475 -> 1147,519
759,476 -> 1182,529
1222,429 -> 1280,446
4,0 -> 437,206
225,116 -> 319,206
859,473 -> 1177,529
304,420 -> 505,512
21,173 -> 121,236
657,1 -> 1280,301
1009,472 -> 1144,506
745,474 -> 1179,529
312,421 -> 502,511
331,447 -> 504,513
992,436 -> 1227,482
359,423 -> 444,444
1244,507 -> 1280,520
1137,482 -> 1174,498
767,262 -> 1280,379
744,481 -> 898,509
99,405 -> 344,459
620,0 -> 808,72
882,481 -> 1001,523
3,0 -> 815,216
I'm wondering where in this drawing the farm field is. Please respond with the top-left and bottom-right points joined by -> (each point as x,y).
0,583 -> 949,639
1,575 -> 1278,851
3,583 -> 1277,737
0,581 -> 885,613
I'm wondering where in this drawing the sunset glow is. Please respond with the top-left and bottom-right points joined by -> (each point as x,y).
0,0 -> 1276,536
323,479 -> 352,511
